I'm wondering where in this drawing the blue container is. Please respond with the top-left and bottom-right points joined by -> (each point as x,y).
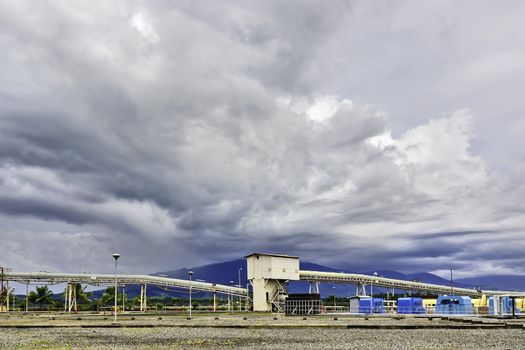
397,297 -> 426,314
488,297 -> 520,315
435,296 -> 473,315
359,297 -> 385,314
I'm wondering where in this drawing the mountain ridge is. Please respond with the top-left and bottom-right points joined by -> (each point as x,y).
90,259 -> 525,299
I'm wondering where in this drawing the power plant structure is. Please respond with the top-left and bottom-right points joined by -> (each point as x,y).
245,253 -> 524,313
2,253 -> 524,316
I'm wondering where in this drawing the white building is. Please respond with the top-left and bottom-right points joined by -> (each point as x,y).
245,253 -> 300,312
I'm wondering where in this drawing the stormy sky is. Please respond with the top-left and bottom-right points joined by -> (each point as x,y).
1,1 -> 524,279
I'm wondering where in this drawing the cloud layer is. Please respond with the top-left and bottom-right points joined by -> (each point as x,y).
0,1 -> 524,278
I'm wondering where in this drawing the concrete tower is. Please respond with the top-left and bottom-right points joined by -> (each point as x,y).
245,253 -> 300,312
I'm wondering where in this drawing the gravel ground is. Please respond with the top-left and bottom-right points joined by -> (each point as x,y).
0,314 -> 524,349
1,327 -> 524,349
0,313 -> 512,326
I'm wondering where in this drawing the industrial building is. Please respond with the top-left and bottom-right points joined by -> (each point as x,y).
284,294 -> 321,315
435,296 -> 473,315
397,297 -> 426,314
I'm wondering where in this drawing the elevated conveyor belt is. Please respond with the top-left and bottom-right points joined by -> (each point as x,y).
299,270 -> 482,297
2,272 -> 247,297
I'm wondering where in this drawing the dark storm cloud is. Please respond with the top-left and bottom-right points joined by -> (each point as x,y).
0,113 -> 108,173
0,196 -> 92,225
377,230 -> 525,276
0,0 -> 524,277
411,230 -> 499,240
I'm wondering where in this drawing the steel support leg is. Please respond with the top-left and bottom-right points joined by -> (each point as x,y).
25,283 -> 28,312
64,284 -> 68,312
309,282 -> 320,294
140,284 -> 147,312
68,283 -> 73,313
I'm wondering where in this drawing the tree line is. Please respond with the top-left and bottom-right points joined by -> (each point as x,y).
9,284 -> 236,311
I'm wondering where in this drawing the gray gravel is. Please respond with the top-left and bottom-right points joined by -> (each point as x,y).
0,314 -> 524,349
1,327 -> 524,349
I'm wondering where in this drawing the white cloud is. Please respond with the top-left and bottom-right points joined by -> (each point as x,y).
129,12 -> 159,43
368,109 -> 488,197
306,95 -> 353,123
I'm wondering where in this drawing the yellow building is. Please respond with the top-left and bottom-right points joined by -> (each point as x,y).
423,299 -> 436,313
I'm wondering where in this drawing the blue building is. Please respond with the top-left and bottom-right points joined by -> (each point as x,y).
488,297 -> 520,315
358,297 -> 385,314
397,297 -> 426,314
435,296 -> 473,315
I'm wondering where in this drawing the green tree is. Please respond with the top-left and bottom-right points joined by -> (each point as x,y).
73,283 -> 92,303
131,295 -> 142,307
0,288 -> 7,307
99,286 -> 125,305
99,286 -> 116,305
28,286 -> 55,308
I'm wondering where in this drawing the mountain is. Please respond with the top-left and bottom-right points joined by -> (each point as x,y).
455,275 -> 525,291
157,259 -> 246,287
91,260 -> 249,300
406,272 -> 452,285
300,261 -> 345,273
148,260 -> 469,298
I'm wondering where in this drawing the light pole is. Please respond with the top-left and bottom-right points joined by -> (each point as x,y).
122,285 -> 125,312
229,280 -> 234,312
238,267 -> 242,289
112,253 -> 120,323
238,267 -> 242,311
25,283 -> 28,312
188,271 -> 193,319
450,266 -> 454,294
245,282 -> 250,311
